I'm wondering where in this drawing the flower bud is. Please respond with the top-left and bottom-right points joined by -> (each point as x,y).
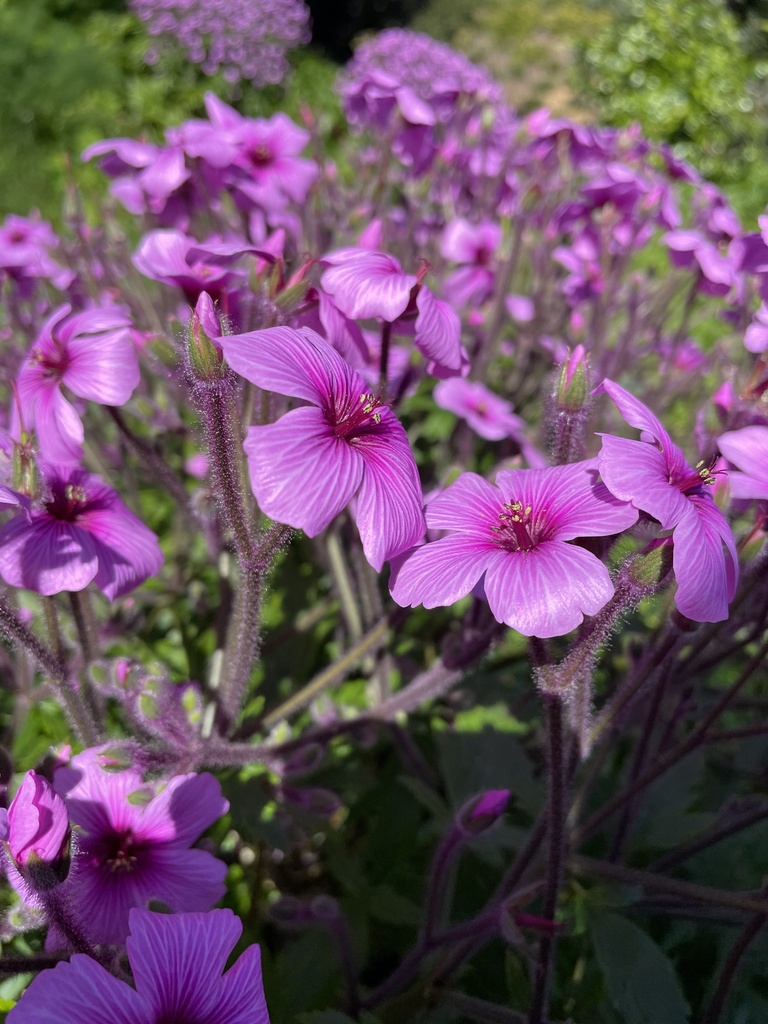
555,345 -> 589,413
457,788 -> 511,836
618,539 -> 675,600
5,771 -> 70,889
187,292 -> 225,381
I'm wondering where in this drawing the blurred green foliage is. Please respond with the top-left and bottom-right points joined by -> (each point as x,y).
0,0 -> 340,221
578,0 -> 768,218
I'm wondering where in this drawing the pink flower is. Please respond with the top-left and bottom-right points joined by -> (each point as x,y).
1,772 -> 69,885
433,378 -> 525,441
320,247 -> 467,377
391,460 -> 637,637
440,218 -> 502,307
596,379 -> 738,622
49,749 -> 229,946
218,325 -> 426,570
13,304 -> 138,465
0,466 -> 163,599
8,908 -> 270,1024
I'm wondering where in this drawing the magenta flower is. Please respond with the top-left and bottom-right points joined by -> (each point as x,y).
596,379 -> 738,622
718,426 -> 768,500
440,218 -> 502,307
320,247 -> 466,377
48,749 -> 228,946
0,214 -> 73,290
433,378 -> 525,441
0,466 -> 163,599
391,461 -> 637,637
7,908 -> 269,1024
218,325 -> 426,570
1,772 -> 69,875
182,95 -> 318,211
13,304 -> 138,465
133,230 -> 243,307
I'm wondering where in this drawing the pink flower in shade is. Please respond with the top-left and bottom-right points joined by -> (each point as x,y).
217,325 -> 426,571
12,304 -> 138,465
0,466 -> 163,599
47,749 -> 229,947
390,460 -> 637,638
440,219 -> 502,307
434,378 -> 525,441
718,426 -> 768,500
1,772 -> 69,874
320,247 -> 467,377
7,908 -> 270,1024
596,379 -> 738,622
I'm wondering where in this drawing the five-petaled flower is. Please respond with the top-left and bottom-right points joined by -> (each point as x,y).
596,379 -> 738,622
218,325 -> 426,571
13,304 -> 139,465
390,460 -> 637,637
0,466 -> 163,599
7,908 -> 270,1024
45,748 -> 229,947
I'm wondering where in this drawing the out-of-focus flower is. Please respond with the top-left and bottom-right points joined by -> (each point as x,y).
12,304 -> 138,465
0,214 -> 73,290
46,749 -> 229,946
718,425 -> 768,500
434,378 -> 525,441
440,219 -> 502,307
320,247 -> 466,377
7,908 -> 270,1023
597,379 -> 738,622
744,303 -> 768,354
391,460 -> 637,637
130,0 -> 310,85
0,466 -> 163,599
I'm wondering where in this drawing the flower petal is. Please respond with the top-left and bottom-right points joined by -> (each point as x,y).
137,773 -> 228,845
219,326 -> 347,405
595,378 -> 674,450
63,328 -> 139,406
425,472 -> 501,537
128,908 -> 241,1021
672,496 -> 738,622
217,944 -> 271,1024
352,410 -> 426,570
413,287 -> 465,373
79,495 -> 163,600
7,953 -> 152,1024
244,408 -> 364,536
718,425 -> 768,499
0,517 -> 98,596
390,535 -> 496,609
321,249 -> 415,322
483,541 -> 615,637
598,435 -> 689,528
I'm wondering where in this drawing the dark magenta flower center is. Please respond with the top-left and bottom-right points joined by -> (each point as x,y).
672,458 -> 718,497
330,391 -> 386,441
491,500 -> 550,553
248,143 -> 273,168
92,828 -> 141,873
32,340 -> 69,380
43,483 -> 89,523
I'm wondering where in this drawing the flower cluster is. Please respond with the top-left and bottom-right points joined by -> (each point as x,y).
2,21 -> 768,1024
130,0 -> 311,84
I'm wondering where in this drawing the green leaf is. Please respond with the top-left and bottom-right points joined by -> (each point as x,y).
368,885 -> 423,927
589,910 -> 690,1024
436,729 -> 542,817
